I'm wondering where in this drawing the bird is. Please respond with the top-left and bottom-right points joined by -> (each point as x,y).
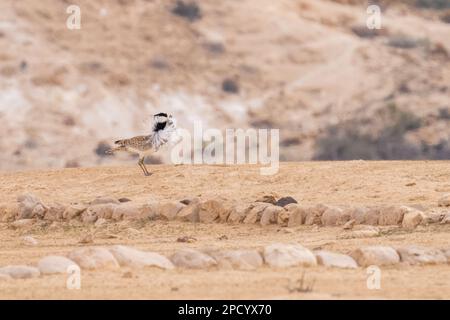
106,113 -> 177,176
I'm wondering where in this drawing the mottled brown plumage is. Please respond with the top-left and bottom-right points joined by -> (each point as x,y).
106,114 -> 177,176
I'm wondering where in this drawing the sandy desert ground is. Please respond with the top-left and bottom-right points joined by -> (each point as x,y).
0,161 -> 449,299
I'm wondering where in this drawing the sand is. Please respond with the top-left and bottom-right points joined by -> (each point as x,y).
0,161 -> 449,299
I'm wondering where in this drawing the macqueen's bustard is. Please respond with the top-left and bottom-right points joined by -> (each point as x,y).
106,113 -> 177,176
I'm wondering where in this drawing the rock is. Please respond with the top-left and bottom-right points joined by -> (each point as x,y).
44,203 -> 66,221
321,207 -> 343,226
67,247 -> 120,270
82,204 -> 117,223
10,219 -> 35,229
337,226 -> 380,239
90,197 -> 120,205
17,193 -> 46,219
364,207 -> 380,225
198,199 -> 225,223
109,245 -> 174,269
349,207 -> 368,224
38,256 -> 79,275
315,251 -> 358,269
22,236 -> 38,246
305,204 -> 328,225
243,203 -> 271,224
275,196 -> 298,207
112,203 -> 157,221
422,212 -> 445,224
260,205 -> 285,226
0,204 -> 18,222
170,249 -> 217,269
337,208 -> 352,225
378,206 -> 409,225
342,219 -> 355,230
207,249 -> 263,270
0,265 -> 40,279
277,208 -> 290,226
227,205 -> 247,224
438,194 -> 450,207
440,213 -> 450,224
396,245 -> 447,265
256,195 -> 277,204
177,236 -> 197,243
62,204 -> 87,220
263,243 -> 317,268
79,234 -> 94,244
31,204 -> 46,219
402,210 -> 424,230
442,249 -> 450,261
350,246 -> 400,267
287,204 -> 307,227
118,198 -> 132,203
176,203 -> 200,222
95,218 -> 107,227
158,201 -> 185,221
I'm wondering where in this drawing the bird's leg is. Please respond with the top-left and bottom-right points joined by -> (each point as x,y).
138,156 -> 151,176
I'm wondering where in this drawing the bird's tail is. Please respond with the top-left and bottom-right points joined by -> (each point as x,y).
105,144 -> 126,155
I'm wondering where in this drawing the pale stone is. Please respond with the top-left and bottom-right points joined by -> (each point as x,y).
11,219 -> 34,229
243,203 -> 271,224
112,203 -> 156,221
342,219 -> 355,230
207,249 -> 263,270
321,207 -> 343,226
22,236 -> 38,246
337,226 -> 380,239
95,218 -> 107,227
44,203 -> 66,221
170,249 -> 217,269
397,245 -> 447,265
0,265 -> 40,279
17,193 -> 46,219
90,197 -> 120,205
402,210 -> 424,230
263,243 -> 317,268
350,246 -> 400,267
277,208 -> 290,226
350,207 -> 368,224
158,201 -> 185,221
315,251 -> 358,269
337,208 -> 352,225
438,194 -> 450,207
176,203 -> 200,222
82,204 -> 117,223
305,204 -> 329,225
287,204 -> 307,227
260,205 -> 284,226
227,205 -> 246,224
364,207 -> 380,225
378,206 -> 409,225
62,204 -> 87,220
67,247 -> 120,270
109,245 -> 174,269
198,200 -> 225,223
38,256 -> 79,274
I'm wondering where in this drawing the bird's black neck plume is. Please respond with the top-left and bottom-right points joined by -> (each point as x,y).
154,121 -> 167,132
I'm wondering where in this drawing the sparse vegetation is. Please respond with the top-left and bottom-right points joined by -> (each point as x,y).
172,1 -> 202,22
416,0 -> 450,9
387,35 -> 429,49
222,78 -> 239,94
314,104 -> 450,160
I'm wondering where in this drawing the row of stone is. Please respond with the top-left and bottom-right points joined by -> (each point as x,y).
1,243 -> 449,281
3,193 -> 450,229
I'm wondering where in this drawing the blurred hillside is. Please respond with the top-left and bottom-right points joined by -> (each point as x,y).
0,0 -> 449,171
